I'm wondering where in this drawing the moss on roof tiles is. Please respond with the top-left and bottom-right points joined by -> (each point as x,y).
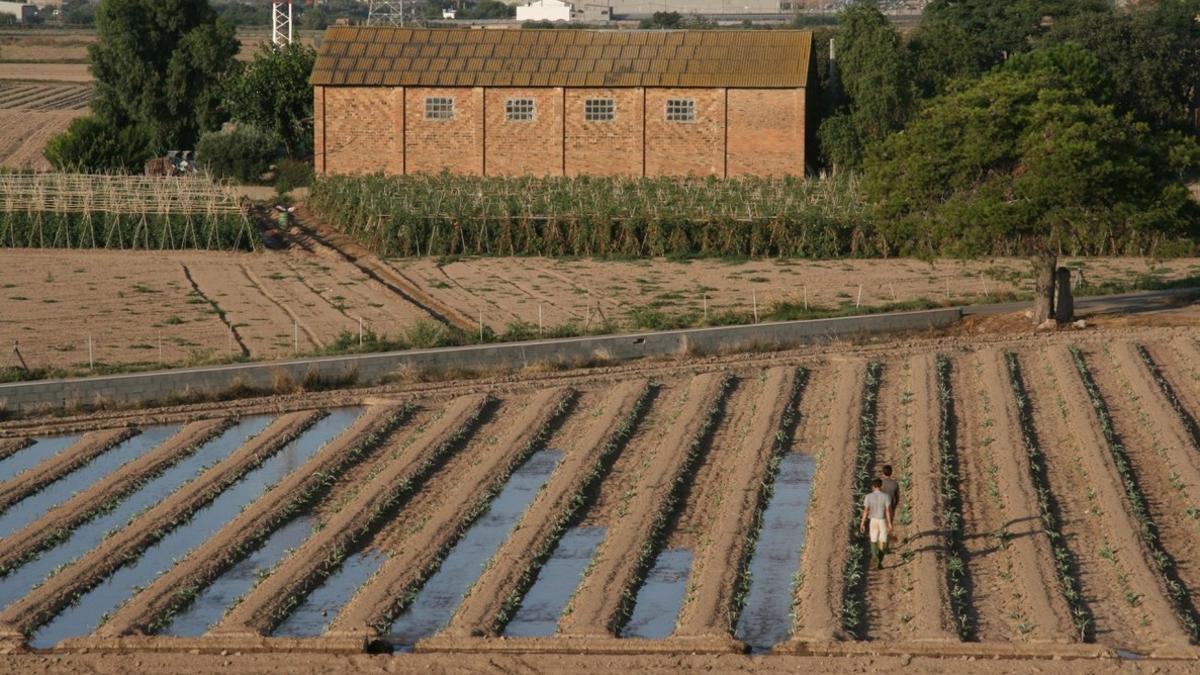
312,28 -> 811,88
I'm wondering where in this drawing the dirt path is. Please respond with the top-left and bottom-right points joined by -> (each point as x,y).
558,372 -> 730,637
440,381 -> 651,637
963,351 -> 1075,643
1091,343 -> 1200,637
789,360 -> 864,642
213,395 -> 492,636
675,367 -> 801,637
97,407 -> 414,637
1032,347 -> 1191,653
874,354 -> 957,641
862,360 -> 911,640
0,412 -> 318,638
327,388 -> 575,636
0,427 -> 135,513
0,420 -> 230,577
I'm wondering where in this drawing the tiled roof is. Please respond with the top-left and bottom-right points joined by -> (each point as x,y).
311,28 -> 812,88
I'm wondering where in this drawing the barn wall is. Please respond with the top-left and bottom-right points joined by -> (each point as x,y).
726,88 -> 805,176
484,87 -> 565,177
316,85 -> 809,178
564,87 -> 645,177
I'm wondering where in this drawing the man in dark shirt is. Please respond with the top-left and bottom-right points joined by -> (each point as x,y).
880,464 -> 900,523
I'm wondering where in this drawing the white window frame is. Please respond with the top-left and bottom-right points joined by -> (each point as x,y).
584,98 -> 615,122
425,96 -> 455,120
505,98 -> 536,122
665,99 -> 696,123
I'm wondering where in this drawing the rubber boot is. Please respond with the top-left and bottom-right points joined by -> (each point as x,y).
877,545 -> 885,570
870,543 -> 880,568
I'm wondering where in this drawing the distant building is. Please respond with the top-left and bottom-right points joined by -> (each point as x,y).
442,8 -> 457,18
312,27 -> 815,178
0,1 -> 37,22
516,0 -> 573,21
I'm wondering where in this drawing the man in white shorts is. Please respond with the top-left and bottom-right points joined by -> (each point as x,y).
858,478 -> 893,570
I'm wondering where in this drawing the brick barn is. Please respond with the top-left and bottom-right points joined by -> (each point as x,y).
311,27 -> 814,178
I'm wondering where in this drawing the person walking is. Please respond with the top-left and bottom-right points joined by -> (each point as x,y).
859,478 -> 893,570
880,464 -> 901,523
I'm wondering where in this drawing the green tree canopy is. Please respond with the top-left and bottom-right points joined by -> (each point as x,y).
863,43 -> 1199,259
224,42 -> 317,158
817,2 -> 915,170
88,0 -> 239,154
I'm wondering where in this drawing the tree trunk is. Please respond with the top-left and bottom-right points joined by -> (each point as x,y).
1055,267 -> 1074,324
1030,253 -> 1057,325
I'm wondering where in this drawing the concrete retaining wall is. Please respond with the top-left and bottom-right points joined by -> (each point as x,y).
0,308 -> 961,415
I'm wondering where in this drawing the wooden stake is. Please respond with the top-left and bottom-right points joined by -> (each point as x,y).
293,320 -> 298,354
479,309 -> 484,342
158,333 -> 163,364
88,335 -> 93,370
358,317 -> 364,346
703,293 -> 708,321
890,283 -> 897,303
538,304 -> 543,337
856,284 -> 863,308
803,284 -> 808,311
752,289 -> 758,324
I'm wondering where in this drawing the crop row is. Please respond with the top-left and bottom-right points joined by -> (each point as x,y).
839,362 -> 882,638
934,356 -> 972,639
310,174 -> 873,259
0,421 -> 233,579
492,383 -> 657,634
143,407 -> 415,634
0,212 -> 256,251
1068,347 -> 1200,641
610,374 -> 734,634
1135,346 -> 1200,450
364,391 -> 578,635
1004,353 -> 1093,641
727,369 -> 808,633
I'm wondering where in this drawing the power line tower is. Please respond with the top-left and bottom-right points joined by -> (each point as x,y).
368,0 -> 405,26
272,1 -> 293,46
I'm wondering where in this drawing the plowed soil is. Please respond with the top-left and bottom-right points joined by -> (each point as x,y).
3,317 -> 1200,669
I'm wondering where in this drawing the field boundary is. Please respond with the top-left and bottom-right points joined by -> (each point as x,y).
0,308 -> 961,416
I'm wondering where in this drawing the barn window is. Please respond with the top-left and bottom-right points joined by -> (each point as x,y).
506,98 -> 536,121
666,99 -> 696,122
425,97 -> 454,120
584,98 -> 615,121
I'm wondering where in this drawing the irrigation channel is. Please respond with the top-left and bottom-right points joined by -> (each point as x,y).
20,410 -> 375,648
0,426 -> 179,540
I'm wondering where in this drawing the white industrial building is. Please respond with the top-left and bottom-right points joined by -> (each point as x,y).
516,0 -> 573,21
0,1 -> 37,22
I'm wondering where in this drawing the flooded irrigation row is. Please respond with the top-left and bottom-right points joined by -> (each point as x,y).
0,371 -> 824,653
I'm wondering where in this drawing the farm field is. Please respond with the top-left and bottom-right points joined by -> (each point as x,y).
0,81 -> 91,171
0,323 -> 1199,669
3,245 -> 1198,374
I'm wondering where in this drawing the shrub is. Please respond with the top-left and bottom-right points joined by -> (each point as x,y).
44,116 -> 153,173
196,124 -> 280,183
274,158 -> 314,194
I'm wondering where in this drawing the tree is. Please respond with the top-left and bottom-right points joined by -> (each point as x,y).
913,0 -> 1110,98
88,0 -> 239,154
863,44 -> 1200,324
817,2 -> 915,170
640,12 -> 682,29
224,42 -> 316,158
44,116 -> 153,172
1045,0 -> 1200,133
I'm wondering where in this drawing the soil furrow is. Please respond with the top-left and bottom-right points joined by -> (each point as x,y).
239,264 -> 324,351
327,388 -> 575,635
0,420 -> 231,578
790,360 -> 863,642
179,262 -> 248,357
862,359 -> 911,640
0,412 -> 319,639
558,372 -> 730,637
1149,338 -> 1200,438
96,406 -> 414,637
441,380 -> 652,638
1035,346 -> 1191,652
967,351 -> 1074,643
209,395 -> 491,636
0,428 -> 138,514
675,367 -> 801,637
882,354 -> 957,641
1094,343 -> 1200,637
0,438 -> 32,463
